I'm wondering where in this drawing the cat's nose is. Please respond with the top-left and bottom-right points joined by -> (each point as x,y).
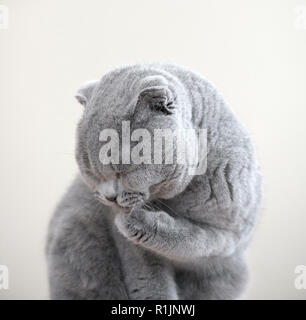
105,195 -> 117,203
96,180 -> 117,203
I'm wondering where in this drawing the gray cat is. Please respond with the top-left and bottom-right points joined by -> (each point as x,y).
46,63 -> 262,300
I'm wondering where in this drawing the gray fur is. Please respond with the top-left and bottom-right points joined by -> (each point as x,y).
46,63 -> 262,300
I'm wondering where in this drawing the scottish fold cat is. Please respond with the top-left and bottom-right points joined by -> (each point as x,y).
46,63 -> 262,299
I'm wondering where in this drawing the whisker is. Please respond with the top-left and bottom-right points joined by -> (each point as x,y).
143,203 -> 154,211
154,198 -> 179,216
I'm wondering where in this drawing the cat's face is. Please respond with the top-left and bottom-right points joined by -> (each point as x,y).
75,70 -> 195,210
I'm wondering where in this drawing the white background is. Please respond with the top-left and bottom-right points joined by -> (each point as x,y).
0,0 -> 306,299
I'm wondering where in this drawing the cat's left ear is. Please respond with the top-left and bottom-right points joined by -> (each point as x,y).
138,86 -> 176,115
75,80 -> 99,106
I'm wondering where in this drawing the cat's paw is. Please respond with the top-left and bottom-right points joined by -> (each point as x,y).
116,191 -> 145,209
115,208 -> 157,244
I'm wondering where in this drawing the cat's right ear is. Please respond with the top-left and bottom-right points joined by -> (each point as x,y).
75,80 -> 99,107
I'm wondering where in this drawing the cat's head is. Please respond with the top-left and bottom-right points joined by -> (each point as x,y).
75,66 -> 197,210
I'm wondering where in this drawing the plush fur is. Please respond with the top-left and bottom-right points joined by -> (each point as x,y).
46,63 -> 262,300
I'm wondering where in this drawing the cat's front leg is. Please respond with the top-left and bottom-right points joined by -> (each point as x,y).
115,208 -> 159,245
115,207 -> 241,262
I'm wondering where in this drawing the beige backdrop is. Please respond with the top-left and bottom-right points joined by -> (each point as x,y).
1,0 -> 306,299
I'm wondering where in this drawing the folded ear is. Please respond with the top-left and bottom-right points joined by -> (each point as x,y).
75,80 -> 99,106
138,86 -> 175,115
